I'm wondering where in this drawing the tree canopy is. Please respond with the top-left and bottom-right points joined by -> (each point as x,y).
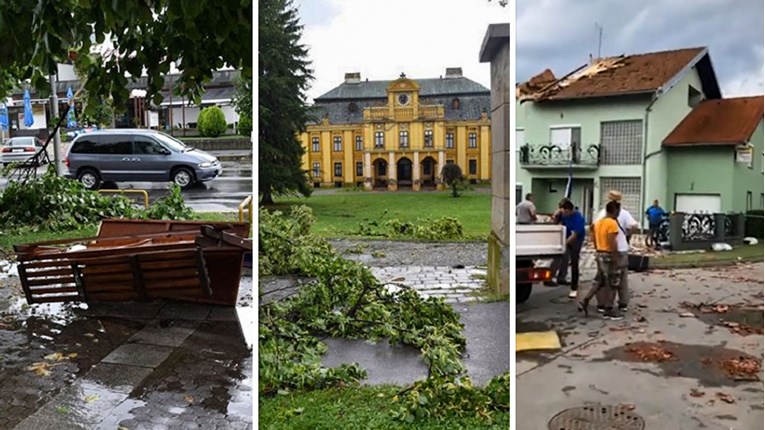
0,1 -> 252,116
259,0 -> 313,205
441,163 -> 466,198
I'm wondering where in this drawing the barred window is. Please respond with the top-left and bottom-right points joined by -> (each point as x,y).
399,131 -> 409,148
334,162 -> 342,177
312,162 -> 320,177
333,136 -> 342,152
375,131 -> 384,148
446,132 -> 455,149
600,120 -> 642,165
355,136 -> 363,151
424,129 -> 433,147
356,162 -> 363,176
468,132 -> 477,148
311,137 -> 319,152
600,177 -> 641,213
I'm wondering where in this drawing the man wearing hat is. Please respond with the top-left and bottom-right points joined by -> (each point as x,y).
590,190 -> 638,315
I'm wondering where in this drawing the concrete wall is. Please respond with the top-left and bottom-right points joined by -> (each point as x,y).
666,147 -> 735,211
481,24 -> 510,295
732,120 -> 765,211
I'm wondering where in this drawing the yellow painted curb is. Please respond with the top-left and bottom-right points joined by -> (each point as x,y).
516,331 -> 561,352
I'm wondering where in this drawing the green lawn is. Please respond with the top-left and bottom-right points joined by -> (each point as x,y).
271,190 -> 491,240
652,244 -> 764,268
259,386 -> 509,430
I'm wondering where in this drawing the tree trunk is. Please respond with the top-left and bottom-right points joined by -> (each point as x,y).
261,189 -> 274,205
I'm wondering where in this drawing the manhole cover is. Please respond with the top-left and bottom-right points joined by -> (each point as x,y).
548,404 -> 645,430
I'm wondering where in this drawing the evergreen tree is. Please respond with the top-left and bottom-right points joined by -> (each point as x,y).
259,0 -> 313,205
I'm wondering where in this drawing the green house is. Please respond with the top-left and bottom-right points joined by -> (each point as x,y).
516,47 -> 764,225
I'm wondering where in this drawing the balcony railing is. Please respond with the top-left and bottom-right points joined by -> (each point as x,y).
363,104 -> 443,121
519,143 -> 600,168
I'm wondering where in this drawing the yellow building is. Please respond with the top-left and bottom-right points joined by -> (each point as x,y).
300,68 -> 491,191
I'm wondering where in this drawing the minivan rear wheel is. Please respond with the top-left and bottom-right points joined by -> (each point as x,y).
77,168 -> 101,190
171,167 -> 195,190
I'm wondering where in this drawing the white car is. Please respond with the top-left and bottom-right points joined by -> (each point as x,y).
1,137 -> 44,167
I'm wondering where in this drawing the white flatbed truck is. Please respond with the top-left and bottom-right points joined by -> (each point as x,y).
515,224 -> 567,304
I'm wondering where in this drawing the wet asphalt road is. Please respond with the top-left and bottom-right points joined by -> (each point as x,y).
516,263 -> 764,430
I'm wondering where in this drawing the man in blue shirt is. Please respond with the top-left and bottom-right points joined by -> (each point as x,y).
559,199 -> 586,298
645,199 -> 666,249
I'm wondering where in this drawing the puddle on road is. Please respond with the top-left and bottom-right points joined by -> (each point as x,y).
681,303 -> 764,336
118,320 -> 252,426
597,341 -> 762,387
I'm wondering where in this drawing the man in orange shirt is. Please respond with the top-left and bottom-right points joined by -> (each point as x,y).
580,200 -> 623,320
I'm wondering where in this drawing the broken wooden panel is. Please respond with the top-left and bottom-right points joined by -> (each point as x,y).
97,218 -> 250,239
15,219 -> 252,306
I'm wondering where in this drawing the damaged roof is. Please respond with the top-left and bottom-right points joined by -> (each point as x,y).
663,96 -> 764,146
517,47 -> 721,102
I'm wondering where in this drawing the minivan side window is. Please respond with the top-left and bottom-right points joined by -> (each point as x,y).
107,136 -> 133,155
134,136 -> 168,155
71,136 -> 132,154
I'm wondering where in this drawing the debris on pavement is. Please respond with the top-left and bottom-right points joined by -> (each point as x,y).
716,392 -> 736,404
717,356 -> 762,381
719,321 -> 763,336
689,388 -> 705,397
625,342 -> 676,362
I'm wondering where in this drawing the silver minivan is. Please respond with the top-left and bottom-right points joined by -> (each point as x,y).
65,129 -> 222,190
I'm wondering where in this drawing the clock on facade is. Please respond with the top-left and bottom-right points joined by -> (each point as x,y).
397,93 -> 410,105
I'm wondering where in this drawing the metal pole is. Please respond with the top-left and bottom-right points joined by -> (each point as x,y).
49,74 -> 63,176
169,74 -> 174,136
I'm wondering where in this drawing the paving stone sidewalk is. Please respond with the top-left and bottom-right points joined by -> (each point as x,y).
370,265 -> 487,303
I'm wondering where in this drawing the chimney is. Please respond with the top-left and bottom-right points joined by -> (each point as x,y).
445,67 -> 462,78
344,72 -> 361,84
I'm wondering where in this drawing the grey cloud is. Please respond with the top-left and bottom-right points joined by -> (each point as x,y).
517,0 -> 763,96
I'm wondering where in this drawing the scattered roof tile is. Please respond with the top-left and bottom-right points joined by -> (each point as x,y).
663,96 -> 764,146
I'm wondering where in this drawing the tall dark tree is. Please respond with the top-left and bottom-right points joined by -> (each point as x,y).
259,0 -> 313,205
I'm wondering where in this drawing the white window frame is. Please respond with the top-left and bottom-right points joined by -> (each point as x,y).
549,124 -> 580,150
333,136 -> 342,152
445,132 -> 455,149
312,162 -> 320,178
515,128 -> 525,151
311,137 -> 320,152
355,135 -> 363,151
468,132 -> 477,148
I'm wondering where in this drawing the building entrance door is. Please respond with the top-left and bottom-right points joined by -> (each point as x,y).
397,158 -> 412,185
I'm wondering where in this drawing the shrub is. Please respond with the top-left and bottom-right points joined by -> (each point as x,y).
238,115 -> 252,137
197,106 -> 227,137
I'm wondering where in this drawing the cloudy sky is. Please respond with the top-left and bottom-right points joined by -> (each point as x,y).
297,0 -> 510,102
517,0 -> 764,97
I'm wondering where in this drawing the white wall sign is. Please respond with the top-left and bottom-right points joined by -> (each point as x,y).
736,144 -> 753,167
